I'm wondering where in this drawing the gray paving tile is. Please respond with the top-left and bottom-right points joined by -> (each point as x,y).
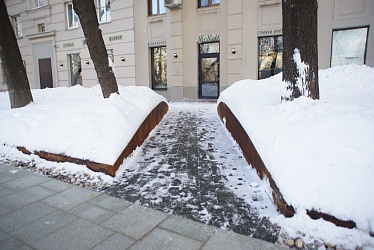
0,186 -> 14,198
38,178 -> 74,192
0,229 -> 10,242
0,163 -> 16,173
202,229 -> 287,250
0,237 -> 34,250
0,203 -> 12,217
1,173 -> 49,191
88,194 -> 132,213
11,210 -> 77,244
0,202 -> 57,233
0,168 -> 29,184
42,186 -> 99,210
0,185 -> 56,209
92,233 -> 135,250
69,203 -> 115,224
101,204 -> 169,240
159,215 -> 216,242
32,218 -> 114,250
129,228 -> 202,250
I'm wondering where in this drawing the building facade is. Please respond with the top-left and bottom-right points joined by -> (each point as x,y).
1,0 -> 373,101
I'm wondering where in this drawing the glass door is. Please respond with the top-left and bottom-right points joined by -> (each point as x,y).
199,42 -> 219,99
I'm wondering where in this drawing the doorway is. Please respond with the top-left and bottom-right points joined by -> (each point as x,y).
199,42 -> 220,99
33,42 -> 56,89
38,58 -> 53,89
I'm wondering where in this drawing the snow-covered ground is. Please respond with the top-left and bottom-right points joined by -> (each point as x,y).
219,64 -> 374,248
0,85 -> 166,165
0,64 -> 373,248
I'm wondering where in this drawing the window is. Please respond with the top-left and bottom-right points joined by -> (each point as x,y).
68,54 -> 82,86
38,23 -> 45,32
148,0 -> 166,16
198,0 -> 220,8
98,0 -> 111,23
1,62 -> 6,85
67,3 -> 79,29
36,0 -> 44,8
258,36 -> 283,80
151,46 -> 167,89
107,49 -> 114,70
12,15 -> 22,38
331,27 -> 368,67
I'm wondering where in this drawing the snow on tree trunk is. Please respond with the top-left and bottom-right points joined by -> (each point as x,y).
72,0 -> 118,98
281,0 -> 319,102
0,0 -> 33,109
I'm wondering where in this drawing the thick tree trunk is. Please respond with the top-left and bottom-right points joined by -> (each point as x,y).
72,0 -> 118,98
0,0 -> 33,109
281,0 -> 319,101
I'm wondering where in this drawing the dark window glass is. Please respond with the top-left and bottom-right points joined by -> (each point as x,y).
331,27 -> 368,67
149,0 -> 166,16
258,36 -> 283,80
151,46 -> 167,89
199,0 -> 220,8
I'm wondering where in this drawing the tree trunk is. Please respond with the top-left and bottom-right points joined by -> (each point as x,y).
72,0 -> 118,98
0,0 -> 33,109
281,0 -> 319,101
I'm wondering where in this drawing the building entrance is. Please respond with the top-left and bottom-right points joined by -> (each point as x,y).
199,42 -> 220,99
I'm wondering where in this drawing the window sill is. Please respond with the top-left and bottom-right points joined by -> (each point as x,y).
152,87 -> 168,91
147,15 -> 165,23
99,20 -> 112,25
67,26 -> 79,31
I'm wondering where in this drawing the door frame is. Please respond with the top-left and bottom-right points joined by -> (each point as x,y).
198,43 -> 220,99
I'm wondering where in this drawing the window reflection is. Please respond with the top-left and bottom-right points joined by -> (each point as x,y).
67,3 -> 79,29
151,46 -> 167,89
331,27 -> 368,67
98,0 -> 111,23
258,36 -> 283,80
68,54 -> 82,86
199,42 -> 219,54
149,0 -> 166,16
199,0 -> 219,7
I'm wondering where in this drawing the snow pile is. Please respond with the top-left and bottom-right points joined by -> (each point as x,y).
218,64 -> 374,247
0,85 -> 166,165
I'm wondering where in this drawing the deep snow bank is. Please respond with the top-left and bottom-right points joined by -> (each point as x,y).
0,85 -> 166,165
218,65 -> 374,233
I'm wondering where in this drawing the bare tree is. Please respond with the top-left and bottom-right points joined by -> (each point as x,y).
281,0 -> 319,101
72,0 -> 118,98
0,0 -> 33,108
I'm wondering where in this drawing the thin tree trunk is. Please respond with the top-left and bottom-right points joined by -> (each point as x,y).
72,0 -> 118,98
281,0 -> 319,101
0,0 -> 33,108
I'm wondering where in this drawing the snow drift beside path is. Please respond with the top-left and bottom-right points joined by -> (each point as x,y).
218,65 -> 374,246
0,85 -> 166,164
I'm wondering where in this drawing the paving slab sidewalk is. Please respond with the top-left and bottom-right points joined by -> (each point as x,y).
0,163 -> 286,250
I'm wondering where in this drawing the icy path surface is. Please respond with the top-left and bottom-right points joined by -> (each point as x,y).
103,102 -> 280,242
